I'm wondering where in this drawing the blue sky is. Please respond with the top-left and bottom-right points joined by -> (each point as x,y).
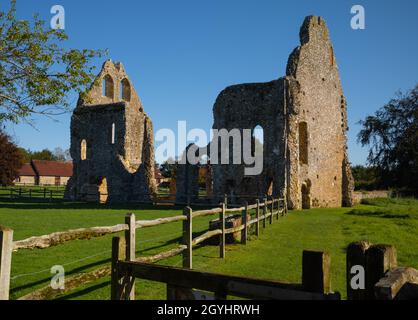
4,0 -> 418,165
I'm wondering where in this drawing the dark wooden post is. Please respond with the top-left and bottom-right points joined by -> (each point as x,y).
241,202 -> 248,245
365,245 -> 397,300
302,250 -> 331,294
276,198 -> 280,220
0,226 -> 13,300
255,199 -> 260,237
220,203 -> 225,259
224,194 -> 228,208
263,197 -> 267,229
183,207 -> 193,269
124,213 -> 136,300
269,197 -> 273,225
111,236 -> 126,300
346,241 -> 370,300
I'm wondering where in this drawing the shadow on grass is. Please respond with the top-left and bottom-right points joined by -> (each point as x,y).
10,257 -> 111,295
56,280 -> 111,300
345,209 -> 410,219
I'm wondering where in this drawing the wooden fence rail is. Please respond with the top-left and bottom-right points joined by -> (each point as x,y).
111,236 -> 339,300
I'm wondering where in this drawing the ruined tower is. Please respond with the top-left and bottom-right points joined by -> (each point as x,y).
65,60 -> 157,203
176,16 -> 354,209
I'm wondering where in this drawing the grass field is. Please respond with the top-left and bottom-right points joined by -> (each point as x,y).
1,197 -> 418,300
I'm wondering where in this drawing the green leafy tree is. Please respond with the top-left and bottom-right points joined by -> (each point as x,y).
31,148 -> 56,161
159,158 -> 177,178
351,165 -> 382,191
358,84 -> 418,191
0,129 -> 23,185
0,0 -> 104,123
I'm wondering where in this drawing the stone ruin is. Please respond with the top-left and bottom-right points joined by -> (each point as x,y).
176,16 -> 355,209
65,60 -> 157,203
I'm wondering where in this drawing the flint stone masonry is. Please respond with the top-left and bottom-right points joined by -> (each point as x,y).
176,16 -> 354,209
65,60 -> 157,203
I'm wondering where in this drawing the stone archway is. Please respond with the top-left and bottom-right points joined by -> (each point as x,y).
301,180 -> 311,209
98,177 -> 108,204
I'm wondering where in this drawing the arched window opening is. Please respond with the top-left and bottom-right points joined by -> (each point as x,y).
111,123 -> 115,145
301,180 -> 311,209
299,122 -> 308,165
81,139 -> 87,160
102,75 -> 114,99
120,78 -> 131,101
98,177 -> 108,204
252,125 -> 264,158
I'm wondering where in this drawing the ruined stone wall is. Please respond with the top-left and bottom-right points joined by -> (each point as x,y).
175,16 -> 354,209
65,60 -> 156,203
286,16 -> 354,209
211,80 -> 287,204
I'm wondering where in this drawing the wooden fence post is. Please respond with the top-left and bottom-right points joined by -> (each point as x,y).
111,236 -> 127,300
183,207 -> 193,269
220,203 -> 225,259
269,197 -> 273,225
263,197 -> 267,229
365,244 -> 397,300
302,250 -> 331,294
276,199 -> 280,220
346,241 -> 370,300
241,202 -> 248,245
255,199 -> 260,238
125,213 -> 136,300
0,226 -> 13,300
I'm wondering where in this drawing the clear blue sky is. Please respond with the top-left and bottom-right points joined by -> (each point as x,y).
4,0 -> 418,165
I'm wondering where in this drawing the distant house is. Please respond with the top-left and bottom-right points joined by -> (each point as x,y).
15,160 -> 73,186
15,163 -> 37,185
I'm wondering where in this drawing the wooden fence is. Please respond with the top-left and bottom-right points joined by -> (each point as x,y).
0,187 -> 65,201
111,240 -> 339,300
0,197 -> 286,300
3,196 -> 415,300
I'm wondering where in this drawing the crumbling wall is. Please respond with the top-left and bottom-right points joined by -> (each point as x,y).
65,60 -> 156,203
286,16 -> 354,208
175,16 -> 354,209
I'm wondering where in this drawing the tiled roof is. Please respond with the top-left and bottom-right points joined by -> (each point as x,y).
31,160 -> 73,177
18,163 -> 36,176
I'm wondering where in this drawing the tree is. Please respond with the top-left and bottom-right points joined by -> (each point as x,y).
351,165 -> 382,191
0,0 -> 104,123
358,84 -> 418,191
0,129 -> 23,185
52,147 -> 66,161
159,158 -> 177,178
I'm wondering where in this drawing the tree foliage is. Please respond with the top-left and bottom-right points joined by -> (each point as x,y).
358,84 -> 418,191
0,129 -> 23,185
0,0 -> 104,123
351,165 -> 382,191
18,147 -> 71,162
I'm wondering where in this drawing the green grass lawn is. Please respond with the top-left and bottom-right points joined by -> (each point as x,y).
1,198 -> 418,300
